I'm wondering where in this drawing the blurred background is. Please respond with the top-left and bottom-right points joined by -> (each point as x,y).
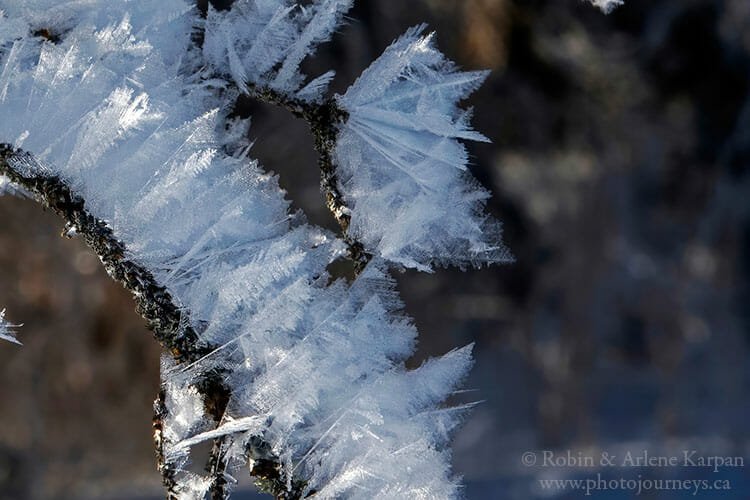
1,0 -> 749,498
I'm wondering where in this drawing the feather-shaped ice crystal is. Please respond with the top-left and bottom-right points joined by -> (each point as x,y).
336,25 -> 514,271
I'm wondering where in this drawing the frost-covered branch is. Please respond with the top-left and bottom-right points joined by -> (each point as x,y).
0,144 -> 206,360
205,16 -> 514,271
0,143 -> 299,499
0,144 -> 240,495
0,0 -> 622,499
0,2 -> 486,498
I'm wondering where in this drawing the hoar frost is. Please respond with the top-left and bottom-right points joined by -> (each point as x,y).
0,0 -> 623,498
336,24 -> 513,271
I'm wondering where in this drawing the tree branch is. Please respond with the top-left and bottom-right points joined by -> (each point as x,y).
153,390 -> 180,497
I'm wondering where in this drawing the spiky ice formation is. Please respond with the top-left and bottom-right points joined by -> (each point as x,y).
0,309 -> 21,345
202,0 -> 352,102
335,25 -> 513,271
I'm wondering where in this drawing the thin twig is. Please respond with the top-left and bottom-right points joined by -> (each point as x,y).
245,84 -> 372,273
153,390 -> 180,498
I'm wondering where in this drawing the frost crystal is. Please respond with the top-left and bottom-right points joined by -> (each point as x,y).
0,309 -> 21,345
337,25 -> 513,270
203,0 -> 352,100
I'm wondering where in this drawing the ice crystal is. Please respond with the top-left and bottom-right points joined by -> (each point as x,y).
0,309 -> 21,345
203,0 -> 352,100
336,25 -> 513,271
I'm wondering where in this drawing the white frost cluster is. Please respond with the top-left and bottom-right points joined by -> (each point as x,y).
337,25 -> 513,271
202,0 -> 351,101
0,1 -> 477,498
0,308 -> 21,345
